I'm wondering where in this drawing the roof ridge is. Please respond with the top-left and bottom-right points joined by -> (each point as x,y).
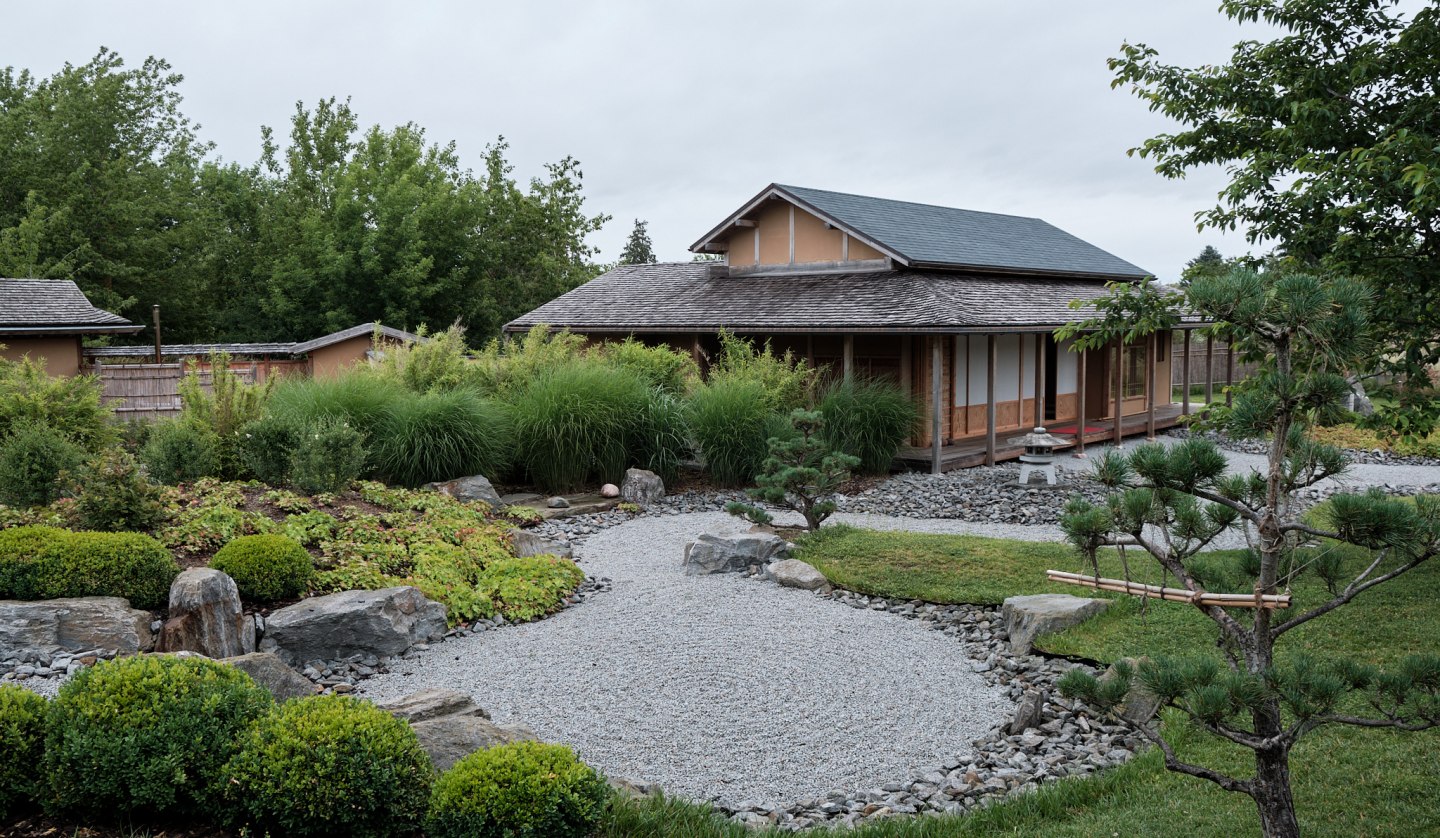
775,184 -> 1045,223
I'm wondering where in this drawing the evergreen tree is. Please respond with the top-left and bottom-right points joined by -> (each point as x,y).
726,409 -> 859,532
618,219 -> 656,265
1056,266 -> 1440,838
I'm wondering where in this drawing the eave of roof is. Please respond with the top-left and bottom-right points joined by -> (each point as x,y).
289,323 -> 424,355
1,324 -> 145,336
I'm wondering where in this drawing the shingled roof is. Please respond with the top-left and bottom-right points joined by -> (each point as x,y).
506,262 -> 1152,334
0,279 -> 141,335
691,184 -> 1151,280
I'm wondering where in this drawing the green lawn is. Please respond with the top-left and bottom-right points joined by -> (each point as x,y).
603,526 -> 1440,836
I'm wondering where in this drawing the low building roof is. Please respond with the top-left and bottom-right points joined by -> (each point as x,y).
505,262 -> 1193,335
0,279 -> 142,336
84,324 -> 424,359
691,184 -> 1152,280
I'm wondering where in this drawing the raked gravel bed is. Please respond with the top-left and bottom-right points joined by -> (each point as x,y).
359,512 -> 1017,811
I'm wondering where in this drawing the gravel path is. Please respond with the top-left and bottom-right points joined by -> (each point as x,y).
360,511 -> 1009,808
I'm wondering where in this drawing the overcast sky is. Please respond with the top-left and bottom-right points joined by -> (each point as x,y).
9,2 -> 1283,281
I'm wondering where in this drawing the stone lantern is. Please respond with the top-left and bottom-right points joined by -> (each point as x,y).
1008,427 -> 1072,486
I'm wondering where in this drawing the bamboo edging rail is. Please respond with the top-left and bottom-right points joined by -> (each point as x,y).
1046,570 -> 1292,610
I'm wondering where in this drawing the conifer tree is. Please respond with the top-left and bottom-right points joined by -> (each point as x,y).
618,219 -> 656,265
1056,266 -> 1440,838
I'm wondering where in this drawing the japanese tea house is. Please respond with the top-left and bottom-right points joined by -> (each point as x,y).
506,184 -> 1222,472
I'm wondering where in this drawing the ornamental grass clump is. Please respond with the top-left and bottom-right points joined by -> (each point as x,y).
373,389 -> 514,487
221,694 -> 432,838
210,534 -> 314,602
0,685 -> 47,821
819,378 -> 919,474
511,361 -> 652,492
426,741 -> 610,838
44,655 -> 272,821
686,378 -> 775,487
267,372 -> 399,449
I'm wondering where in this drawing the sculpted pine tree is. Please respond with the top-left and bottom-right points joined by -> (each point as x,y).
1056,267 -> 1440,838
726,409 -> 859,532
618,218 -> 656,265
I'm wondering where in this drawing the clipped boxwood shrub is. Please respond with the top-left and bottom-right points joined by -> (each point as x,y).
44,655 -> 272,820
211,534 -> 314,603
140,419 -> 220,485
0,526 -> 179,609
0,685 -> 48,821
426,741 -> 610,838
222,694 -> 432,838
0,421 -> 85,508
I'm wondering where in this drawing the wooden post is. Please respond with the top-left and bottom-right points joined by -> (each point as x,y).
152,305 -> 162,364
1145,332 -> 1156,440
1034,333 -> 1047,427
691,333 -> 702,368
1204,334 -> 1215,411
1075,347 -> 1088,457
985,334 -> 997,466
843,334 -> 855,383
1113,341 -> 1124,448
1226,344 -> 1235,407
931,337 -> 943,475
1181,331 -> 1192,416
805,334 -> 815,368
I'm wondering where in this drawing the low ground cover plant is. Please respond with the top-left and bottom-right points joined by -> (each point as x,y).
222,694 -> 433,838
45,655 -> 272,820
427,741 -> 610,838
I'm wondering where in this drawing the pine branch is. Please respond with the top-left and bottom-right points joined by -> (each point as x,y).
1135,724 -> 1253,795
1271,549 -> 1434,639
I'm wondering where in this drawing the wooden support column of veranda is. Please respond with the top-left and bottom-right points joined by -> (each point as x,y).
1074,346 -> 1088,457
1145,331 -> 1157,440
985,333 -> 997,466
930,336 -> 943,474
1034,333 -> 1047,428
1181,330 -> 1192,416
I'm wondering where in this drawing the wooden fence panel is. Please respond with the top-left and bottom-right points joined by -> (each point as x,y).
95,363 -> 256,422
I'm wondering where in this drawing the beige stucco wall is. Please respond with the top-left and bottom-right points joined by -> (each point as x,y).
755,200 -> 791,265
0,336 -> 83,376
792,208 -> 843,263
309,335 -> 374,378
712,198 -> 889,268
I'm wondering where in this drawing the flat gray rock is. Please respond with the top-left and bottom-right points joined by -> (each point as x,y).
410,714 -> 538,772
683,532 -> 787,576
1001,594 -> 1109,654
224,651 -> 317,702
620,468 -> 665,506
260,586 -> 446,665
510,528 -> 574,560
376,687 -> 489,722
0,597 -> 154,658
425,474 -> 503,510
767,559 -> 828,591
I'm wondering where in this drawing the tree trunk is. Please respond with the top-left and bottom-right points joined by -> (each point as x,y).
1252,743 -> 1301,838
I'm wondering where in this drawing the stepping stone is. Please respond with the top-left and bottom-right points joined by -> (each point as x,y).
1001,594 -> 1108,654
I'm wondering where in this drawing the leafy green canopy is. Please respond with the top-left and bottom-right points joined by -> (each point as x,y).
1109,0 -> 1440,434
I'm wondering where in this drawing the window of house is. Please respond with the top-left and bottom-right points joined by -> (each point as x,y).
1123,344 -> 1147,398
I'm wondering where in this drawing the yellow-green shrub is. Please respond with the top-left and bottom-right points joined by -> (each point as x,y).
211,534 -> 314,602
426,741 -> 610,838
478,554 -> 585,622
0,685 -> 47,820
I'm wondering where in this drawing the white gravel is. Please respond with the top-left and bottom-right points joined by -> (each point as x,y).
359,511 -> 1009,807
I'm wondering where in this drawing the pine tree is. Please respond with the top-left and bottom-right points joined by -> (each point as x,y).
726,409 -> 859,532
1056,266 -> 1440,838
618,219 -> 656,265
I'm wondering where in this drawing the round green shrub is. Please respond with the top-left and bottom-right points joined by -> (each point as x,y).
373,389 -> 514,487
222,694 -> 432,838
140,419 -> 220,485
289,418 -> 368,495
0,685 -> 48,820
211,534 -> 314,602
44,655 -> 272,820
0,421 -> 85,508
237,414 -> 302,486
426,741 -> 610,838
0,525 -> 179,609
64,448 -> 166,532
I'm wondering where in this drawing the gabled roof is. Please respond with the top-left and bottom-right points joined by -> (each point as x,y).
690,184 -> 1151,280
290,323 -> 423,355
505,262 -> 1177,334
0,279 -> 142,335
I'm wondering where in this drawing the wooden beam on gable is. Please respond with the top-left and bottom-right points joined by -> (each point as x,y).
734,220 -> 756,228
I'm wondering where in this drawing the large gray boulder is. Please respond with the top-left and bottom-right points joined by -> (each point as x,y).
620,468 -> 665,507
767,558 -> 829,591
156,568 -> 255,658
376,687 -> 490,722
224,651 -> 317,702
1099,656 -> 1164,726
424,474 -> 503,511
683,532 -> 788,576
509,528 -> 573,560
0,597 -> 154,658
259,586 -> 446,665
411,716 -> 538,772
1001,594 -> 1109,654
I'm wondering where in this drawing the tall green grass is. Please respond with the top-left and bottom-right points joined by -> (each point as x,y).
819,378 -> 919,473
687,379 -> 776,487
630,390 -> 690,484
373,390 -> 514,487
267,373 -> 400,444
511,362 -> 653,492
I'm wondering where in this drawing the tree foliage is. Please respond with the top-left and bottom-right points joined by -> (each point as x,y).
726,409 -> 859,532
618,218 -> 657,264
1058,267 -> 1440,838
1109,0 -> 1440,434
0,51 -> 610,345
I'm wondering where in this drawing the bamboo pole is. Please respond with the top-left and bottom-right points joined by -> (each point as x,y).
1046,570 -> 1291,609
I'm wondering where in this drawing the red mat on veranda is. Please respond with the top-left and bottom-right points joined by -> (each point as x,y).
1047,425 -> 1107,435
